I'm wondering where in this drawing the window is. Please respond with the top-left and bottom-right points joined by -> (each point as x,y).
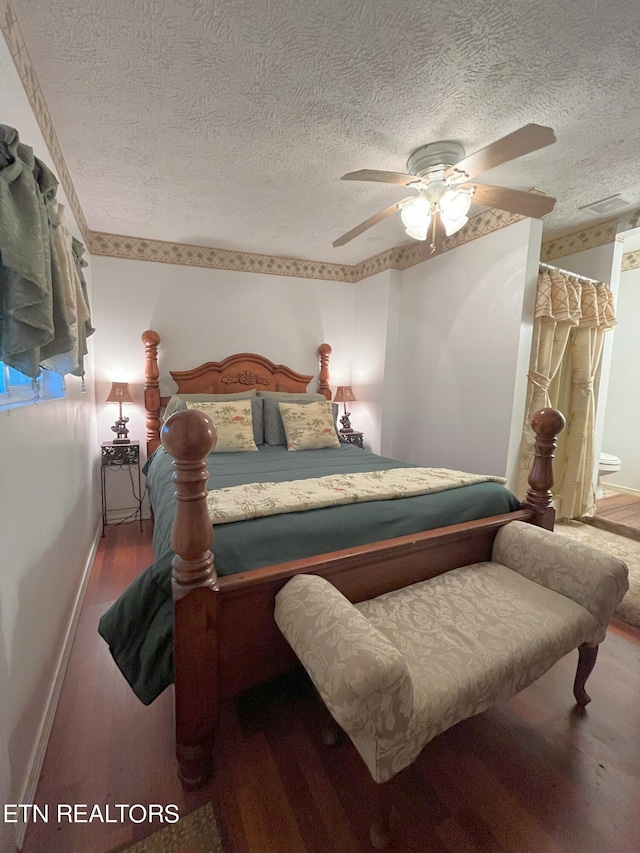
0,362 -> 65,411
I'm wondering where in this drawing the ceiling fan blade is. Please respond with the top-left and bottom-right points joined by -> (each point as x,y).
333,197 -> 413,247
446,124 -> 556,181
463,183 -> 556,218
341,169 -> 421,187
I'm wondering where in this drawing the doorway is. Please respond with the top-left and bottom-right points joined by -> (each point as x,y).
590,225 -> 640,539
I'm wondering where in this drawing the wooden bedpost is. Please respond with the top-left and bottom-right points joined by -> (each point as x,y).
522,407 -> 566,530
142,329 -> 162,456
161,408 -> 219,788
317,342 -> 332,400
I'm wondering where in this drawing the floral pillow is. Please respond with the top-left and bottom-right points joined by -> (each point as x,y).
162,390 -> 257,423
278,401 -> 341,451
185,400 -> 258,452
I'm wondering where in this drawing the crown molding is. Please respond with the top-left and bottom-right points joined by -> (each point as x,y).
622,249 -> 640,272
540,219 -> 618,262
1,0 -> 90,242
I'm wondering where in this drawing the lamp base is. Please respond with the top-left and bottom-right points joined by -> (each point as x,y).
339,411 -> 352,431
111,414 -> 130,444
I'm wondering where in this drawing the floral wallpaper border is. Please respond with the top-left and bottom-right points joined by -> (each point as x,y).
87,232 -> 359,282
101,225 -> 637,280
622,250 -> 640,272
88,206 -> 526,283
540,219 -> 618,262
0,0 -> 90,241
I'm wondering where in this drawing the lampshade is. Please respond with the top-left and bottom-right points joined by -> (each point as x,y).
106,382 -> 135,444
334,385 -> 357,403
105,382 -> 134,404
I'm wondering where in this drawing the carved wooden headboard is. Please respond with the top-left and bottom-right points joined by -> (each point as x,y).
141,330 -> 332,456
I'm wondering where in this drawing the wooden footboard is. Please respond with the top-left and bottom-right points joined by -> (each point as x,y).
160,405 -> 565,787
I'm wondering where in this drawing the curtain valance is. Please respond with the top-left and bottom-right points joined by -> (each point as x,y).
535,268 -> 617,329
0,123 -> 94,379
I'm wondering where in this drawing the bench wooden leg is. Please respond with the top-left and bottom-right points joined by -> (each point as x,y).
370,780 -> 395,850
321,719 -> 343,746
317,712 -> 392,847
176,741 -> 213,789
573,643 -> 598,707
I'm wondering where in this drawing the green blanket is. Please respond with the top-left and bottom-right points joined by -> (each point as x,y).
99,445 -> 519,704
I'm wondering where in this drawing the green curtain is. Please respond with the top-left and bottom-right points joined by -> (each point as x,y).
0,123 -> 93,379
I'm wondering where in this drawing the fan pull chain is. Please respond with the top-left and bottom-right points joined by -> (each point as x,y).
430,212 -> 437,254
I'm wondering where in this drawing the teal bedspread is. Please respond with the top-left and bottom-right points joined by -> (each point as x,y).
99,445 -> 519,704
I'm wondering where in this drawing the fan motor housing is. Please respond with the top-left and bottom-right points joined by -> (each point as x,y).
407,141 -> 465,177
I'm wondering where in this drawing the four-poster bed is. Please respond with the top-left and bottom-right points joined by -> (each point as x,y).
100,330 -> 566,788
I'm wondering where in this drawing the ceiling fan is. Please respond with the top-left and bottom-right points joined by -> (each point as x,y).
333,124 -> 557,252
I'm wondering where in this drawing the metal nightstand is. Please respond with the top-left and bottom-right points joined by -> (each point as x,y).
101,441 -> 143,535
340,430 -> 364,449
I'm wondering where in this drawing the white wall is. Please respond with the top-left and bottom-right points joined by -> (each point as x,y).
351,268 -> 402,454
390,218 -> 541,483
91,256 -> 355,499
0,35 -> 99,853
552,242 -> 621,284
601,265 -> 640,491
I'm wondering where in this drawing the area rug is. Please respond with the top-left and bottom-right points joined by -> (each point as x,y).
556,520 -> 640,628
114,802 -> 224,853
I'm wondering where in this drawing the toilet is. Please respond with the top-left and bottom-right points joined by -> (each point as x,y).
596,452 -> 622,498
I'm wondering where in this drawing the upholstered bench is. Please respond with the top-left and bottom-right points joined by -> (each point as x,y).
275,521 -> 628,841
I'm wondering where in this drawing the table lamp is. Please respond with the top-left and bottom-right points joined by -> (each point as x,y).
106,381 -> 134,443
334,385 -> 357,432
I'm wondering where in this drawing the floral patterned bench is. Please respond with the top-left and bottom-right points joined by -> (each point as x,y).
275,520 -> 628,847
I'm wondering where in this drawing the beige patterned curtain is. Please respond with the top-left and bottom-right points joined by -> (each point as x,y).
516,267 -> 616,518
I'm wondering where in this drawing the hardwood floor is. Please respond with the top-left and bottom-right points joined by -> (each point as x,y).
597,491 -> 640,526
21,523 -> 218,853
22,522 -> 640,853
589,490 -> 640,541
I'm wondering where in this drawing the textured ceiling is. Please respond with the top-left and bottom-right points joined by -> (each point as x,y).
9,0 -> 640,264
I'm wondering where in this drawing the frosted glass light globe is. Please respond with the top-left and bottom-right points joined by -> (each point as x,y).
405,222 -> 429,241
400,196 -> 432,230
440,213 -> 469,236
440,189 -> 472,220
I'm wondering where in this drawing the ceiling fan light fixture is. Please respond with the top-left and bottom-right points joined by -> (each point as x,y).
404,222 -> 430,241
400,196 -> 432,230
334,124 -> 556,248
440,212 -> 469,237
439,188 -> 473,220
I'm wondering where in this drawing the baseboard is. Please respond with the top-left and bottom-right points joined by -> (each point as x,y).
602,484 -> 640,497
105,507 -> 152,524
15,520 -> 102,852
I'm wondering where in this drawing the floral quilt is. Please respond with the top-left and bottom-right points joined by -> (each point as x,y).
206,467 -> 507,524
